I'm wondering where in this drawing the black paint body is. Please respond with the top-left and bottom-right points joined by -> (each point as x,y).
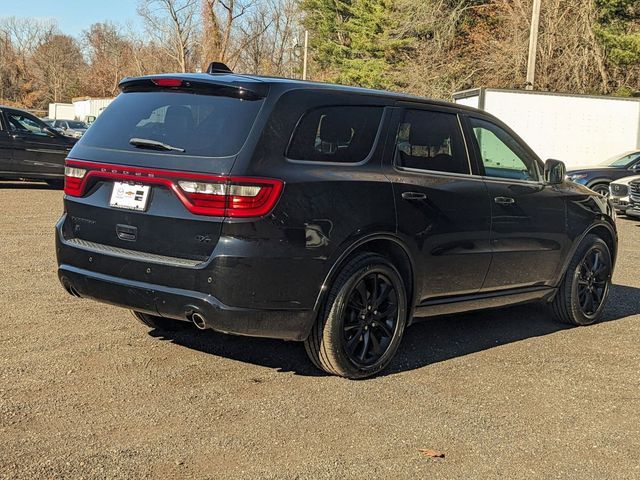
56,75 -> 618,340
0,106 -> 76,181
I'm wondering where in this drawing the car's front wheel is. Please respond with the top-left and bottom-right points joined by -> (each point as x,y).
551,234 -> 612,326
590,183 -> 610,197
304,253 -> 408,379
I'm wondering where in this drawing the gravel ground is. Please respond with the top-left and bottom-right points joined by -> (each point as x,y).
1,181 -> 639,479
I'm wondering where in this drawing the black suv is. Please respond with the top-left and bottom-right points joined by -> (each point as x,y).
56,72 -> 617,378
0,106 -> 76,186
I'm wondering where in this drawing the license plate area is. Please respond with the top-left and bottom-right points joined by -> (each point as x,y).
109,182 -> 150,211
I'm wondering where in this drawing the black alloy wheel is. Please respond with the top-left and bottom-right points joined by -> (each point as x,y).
304,253 -> 407,379
552,234 -> 612,326
342,272 -> 399,367
575,247 -> 610,319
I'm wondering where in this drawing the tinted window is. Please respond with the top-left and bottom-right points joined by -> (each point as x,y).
469,117 -> 540,181
6,111 -> 49,136
287,106 -> 383,163
395,110 -> 469,174
80,91 -> 263,157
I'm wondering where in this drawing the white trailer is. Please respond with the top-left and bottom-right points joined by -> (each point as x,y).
47,103 -> 75,120
71,97 -> 114,123
453,88 -> 640,168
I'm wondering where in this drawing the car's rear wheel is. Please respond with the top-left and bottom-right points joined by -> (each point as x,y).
590,183 -> 610,197
304,253 -> 407,379
132,311 -> 189,331
551,234 -> 612,326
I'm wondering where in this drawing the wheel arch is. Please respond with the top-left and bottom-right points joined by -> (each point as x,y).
555,221 -> 618,288
586,178 -> 612,189
313,234 -> 417,321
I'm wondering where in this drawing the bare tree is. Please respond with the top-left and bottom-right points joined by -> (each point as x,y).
200,0 -> 254,68
138,0 -> 199,72
83,23 -> 136,96
235,0 -> 302,76
31,34 -> 85,103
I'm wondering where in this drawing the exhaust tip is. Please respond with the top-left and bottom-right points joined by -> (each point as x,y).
61,278 -> 81,298
191,312 -> 207,330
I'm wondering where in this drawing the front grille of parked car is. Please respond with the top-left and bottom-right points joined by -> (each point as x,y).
610,183 -> 628,197
630,182 -> 640,203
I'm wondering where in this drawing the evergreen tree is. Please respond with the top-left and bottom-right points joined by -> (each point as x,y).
300,0 -> 403,89
595,0 -> 640,67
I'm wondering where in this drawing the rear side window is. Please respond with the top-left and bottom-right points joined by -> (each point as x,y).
80,91 -> 263,158
287,106 -> 383,163
396,109 -> 469,174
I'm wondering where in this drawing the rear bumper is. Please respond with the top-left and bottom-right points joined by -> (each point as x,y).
58,264 -> 315,341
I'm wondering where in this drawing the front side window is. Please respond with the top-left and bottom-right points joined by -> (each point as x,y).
287,106 -> 383,163
395,109 -> 469,174
469,117 -> 540,181
6,112 -> 49,136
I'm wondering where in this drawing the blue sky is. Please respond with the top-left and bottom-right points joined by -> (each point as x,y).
0,0 -> 144,37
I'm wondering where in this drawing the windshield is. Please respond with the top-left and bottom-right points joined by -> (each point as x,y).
67,121 -> 87,129
79,91 -> 263,157
599,151 -> 640,167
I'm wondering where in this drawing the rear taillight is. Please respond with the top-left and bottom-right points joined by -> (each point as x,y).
64,166 -> 87,196
177,179 -> 282,217
63,159 -> 283,218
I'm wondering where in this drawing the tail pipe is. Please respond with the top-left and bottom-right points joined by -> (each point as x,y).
191,312 -> 207,330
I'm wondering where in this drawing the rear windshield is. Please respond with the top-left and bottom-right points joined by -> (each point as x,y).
79,91 -> 263,157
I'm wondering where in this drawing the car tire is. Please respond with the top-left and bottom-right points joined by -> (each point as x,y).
304,253 -> 408,379
551,234 -> 612,326
132,311 -> 189,331
590,183 -> 610,197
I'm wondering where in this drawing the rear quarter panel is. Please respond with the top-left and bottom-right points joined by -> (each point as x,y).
216,89 -> 397,310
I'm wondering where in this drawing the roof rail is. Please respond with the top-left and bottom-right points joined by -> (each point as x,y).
207,62 -> 233,74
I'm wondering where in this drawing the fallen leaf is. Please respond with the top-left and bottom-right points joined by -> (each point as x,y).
418,448 -> 445,458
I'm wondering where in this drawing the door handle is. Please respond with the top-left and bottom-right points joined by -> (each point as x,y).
401,191 -> 427,201
494,196 -> 515,205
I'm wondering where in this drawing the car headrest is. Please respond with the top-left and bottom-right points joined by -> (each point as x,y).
164,105 -> 193,131
409,121 -> 449,146
318,115 -> 353,144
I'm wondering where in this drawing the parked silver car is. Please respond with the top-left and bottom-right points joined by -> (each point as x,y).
609,175 -> 640,214
627,180 -> 640,219
50,119 -> 88,138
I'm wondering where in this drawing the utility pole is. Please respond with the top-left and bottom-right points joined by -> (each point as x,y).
525,0 -> 542,90
302,30 -> 309,81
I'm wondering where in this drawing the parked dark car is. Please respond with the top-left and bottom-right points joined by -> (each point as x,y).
565,150 -> 640,196
0,106 -> 77,186
56,71 -> 618,378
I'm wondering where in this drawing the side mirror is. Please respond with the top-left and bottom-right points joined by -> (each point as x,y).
544,159 -> 566,185
45,127 -> 59,137
632,163 -> 640,173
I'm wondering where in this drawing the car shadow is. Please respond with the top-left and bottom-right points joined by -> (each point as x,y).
149,284 -> 640,378
0,181 -> 61,190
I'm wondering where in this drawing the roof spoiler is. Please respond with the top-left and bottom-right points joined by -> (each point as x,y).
207,62 -> 233,74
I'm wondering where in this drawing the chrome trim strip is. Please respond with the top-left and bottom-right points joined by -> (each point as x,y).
64,237 -> 203,267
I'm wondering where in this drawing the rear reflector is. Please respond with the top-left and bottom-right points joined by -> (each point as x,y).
64,159 -> 283,218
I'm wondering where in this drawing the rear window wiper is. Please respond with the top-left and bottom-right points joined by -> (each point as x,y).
129,137 -> 185,152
